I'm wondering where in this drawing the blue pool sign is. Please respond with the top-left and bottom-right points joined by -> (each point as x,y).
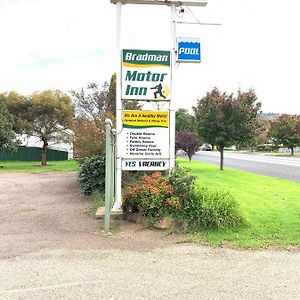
177,37 -> 201,63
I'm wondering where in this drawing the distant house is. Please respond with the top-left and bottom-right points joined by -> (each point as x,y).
278,147 -> 300,154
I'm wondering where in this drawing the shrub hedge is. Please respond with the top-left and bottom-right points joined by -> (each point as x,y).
185,185 -> 245,229
122,167 -> 246,230
77,155 -> 105,195
122,172 -> 181,219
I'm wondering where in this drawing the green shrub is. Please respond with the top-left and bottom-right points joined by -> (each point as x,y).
122,172 -> 181,219
168,166 -> 195,207
77,155 -> 105,195
185,185 -> 245,229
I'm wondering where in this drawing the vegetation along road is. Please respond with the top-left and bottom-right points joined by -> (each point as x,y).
191,151 -> 300,183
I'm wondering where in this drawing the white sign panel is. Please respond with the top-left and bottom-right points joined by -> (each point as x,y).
119,110 -> 169,159
122,159 -> 170,171
122,49 -> 171,101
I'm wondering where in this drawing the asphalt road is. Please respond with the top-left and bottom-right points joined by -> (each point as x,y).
190,151 -> 300,183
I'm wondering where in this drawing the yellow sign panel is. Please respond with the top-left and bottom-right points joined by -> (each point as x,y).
122,110 -> 169,128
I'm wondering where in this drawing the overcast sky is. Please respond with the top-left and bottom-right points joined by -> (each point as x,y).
0,0 -> 299,114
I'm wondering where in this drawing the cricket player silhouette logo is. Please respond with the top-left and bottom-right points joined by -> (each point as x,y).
150,83 -> 167,99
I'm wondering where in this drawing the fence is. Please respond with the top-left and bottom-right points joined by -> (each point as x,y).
0,146 -> 68,161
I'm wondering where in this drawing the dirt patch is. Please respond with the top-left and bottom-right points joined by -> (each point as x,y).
0,172 -> 178,259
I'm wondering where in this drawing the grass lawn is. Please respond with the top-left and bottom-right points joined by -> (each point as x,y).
177,158 -> 300,249
0,160 -> 79,173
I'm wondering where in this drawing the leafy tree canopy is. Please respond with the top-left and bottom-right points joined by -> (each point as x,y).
176,130 -> 201,161
193,88 -> 261,170
71,74 -> 141,159
175,108 -> 195,132
0,99 -> 19,152
249,117 -> 271,149
29,90 -> 74,165
71,73 -> 141,121
4,90 -> 74,165
3,91 -> 31,133
269,114 -> 300,155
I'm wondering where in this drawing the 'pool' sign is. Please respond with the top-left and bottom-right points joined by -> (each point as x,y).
177,37 -> 201,63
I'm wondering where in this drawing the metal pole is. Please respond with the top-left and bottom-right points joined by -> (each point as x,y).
104,119 -> 113,234
110,129 -> 117,210
169,4 -> 176,170
113,1 -> 123,211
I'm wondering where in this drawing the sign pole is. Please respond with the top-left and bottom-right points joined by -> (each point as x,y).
169,3 -> 176,170
104,119 -> 113,233
113,1 -> 123,211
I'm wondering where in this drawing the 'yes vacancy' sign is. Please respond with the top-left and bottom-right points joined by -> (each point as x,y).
121,49 -> 171,101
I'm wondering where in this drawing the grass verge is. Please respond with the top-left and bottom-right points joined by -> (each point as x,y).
0,160 -> 79,172
177,158 -> 300,249
86,191 -> 105,216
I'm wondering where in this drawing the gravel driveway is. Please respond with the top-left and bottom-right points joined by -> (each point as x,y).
0,172 -> 299,299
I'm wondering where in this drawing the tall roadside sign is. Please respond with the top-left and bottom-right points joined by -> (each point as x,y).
120,49 -> 172,171
110,0 -> 208,212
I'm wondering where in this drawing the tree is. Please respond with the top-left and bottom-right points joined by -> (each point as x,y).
28,90 -> 74,165
71,77 -> 115,159
3,90 -> 74,165
269,114 -> 300,155
73,115 -> 107,159
250,118 -> 271,151
175,130 -> 201,161
234,89 -> 262,150
193,88 -> 261,170
0,100 -> 18,152
6,90 -> 74,166
2,91 -> 31,134
175,108 -> 195,132
71,74 -> 141,159
71,81 -> 112,121
71,73 -> 141,121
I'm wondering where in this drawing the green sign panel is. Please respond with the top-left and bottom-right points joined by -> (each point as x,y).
121,49 -> 171,101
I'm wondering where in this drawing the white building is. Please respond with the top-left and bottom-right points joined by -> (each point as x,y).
19,129 -> 74,159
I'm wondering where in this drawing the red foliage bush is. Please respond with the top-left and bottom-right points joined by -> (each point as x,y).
122,172 -> 181,218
